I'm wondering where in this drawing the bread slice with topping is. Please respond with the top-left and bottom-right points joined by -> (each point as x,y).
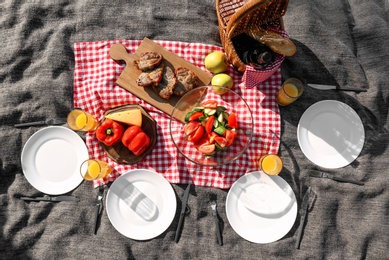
153,66 -> 178,99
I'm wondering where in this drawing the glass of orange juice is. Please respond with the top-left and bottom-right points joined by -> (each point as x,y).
259,154 -> 283,175
80,159 -> 113,181
276,78 -> 304,106
67,109 -> 98,131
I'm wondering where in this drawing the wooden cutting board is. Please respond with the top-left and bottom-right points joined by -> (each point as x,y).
109,38 -> 212,120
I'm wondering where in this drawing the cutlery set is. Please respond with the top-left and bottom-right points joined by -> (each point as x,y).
175,184 -> 223,245
295,170 -> 364,248
20,169 -> 363,244
18,169 -> 362,245
18,171 -> 362,245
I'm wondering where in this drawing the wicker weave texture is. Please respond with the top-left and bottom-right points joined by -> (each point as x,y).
216,0 -> 289,72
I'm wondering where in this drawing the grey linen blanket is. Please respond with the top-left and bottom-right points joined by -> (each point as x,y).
1,0 -> 388,259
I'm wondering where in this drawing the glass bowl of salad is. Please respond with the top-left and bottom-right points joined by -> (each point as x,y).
169,85 -> 254,166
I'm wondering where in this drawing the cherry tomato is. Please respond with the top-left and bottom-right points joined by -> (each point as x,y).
184,121 -> 202,136
201,100 -> 218,109
208,132 -> 218,144
198,143 -> 216,155
187,124 -> 204,143
205,115 -> 215,134
224,129 -> 237,147
194,134 -> 210,149
215,136 -> 228,148
228,112 -> 238,129
188,111 -> 203,121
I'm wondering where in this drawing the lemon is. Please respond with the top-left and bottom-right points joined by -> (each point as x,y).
211,73 -> 233,95
204,51 -> 229,74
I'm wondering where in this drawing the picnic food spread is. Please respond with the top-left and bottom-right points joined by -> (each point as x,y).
19,29 -> 291,246
10,0 -> 387,259
7,0 -> 389,259
66,27 -> 367,247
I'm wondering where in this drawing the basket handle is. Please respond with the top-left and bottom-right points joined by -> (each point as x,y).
224,0 -> 288,38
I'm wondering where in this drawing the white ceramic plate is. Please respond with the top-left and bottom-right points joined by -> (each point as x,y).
226,171 -> 297,244
106,169 -> 177,240
21,126 -> 88,195
297,100 -> 365,168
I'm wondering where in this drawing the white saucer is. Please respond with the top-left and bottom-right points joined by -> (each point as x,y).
226,171 -> 297,244
21,126 -> 88,195
297,100 -> 365,168
106,169 -> 176,240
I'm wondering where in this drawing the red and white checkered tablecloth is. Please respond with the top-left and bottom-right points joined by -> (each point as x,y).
73,39 -> 281,189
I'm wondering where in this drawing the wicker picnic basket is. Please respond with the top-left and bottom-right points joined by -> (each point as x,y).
216,0 -> 289,73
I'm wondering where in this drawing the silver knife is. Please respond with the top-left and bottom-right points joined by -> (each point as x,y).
14,118 -> 67,127
175,183 -> 191,243
210,194 -> 223,246
308,83 -> 367,92
20,195 -> 79,202
295,187 -> 311,249
93,186 -> 104,235
309,170 -> 364,186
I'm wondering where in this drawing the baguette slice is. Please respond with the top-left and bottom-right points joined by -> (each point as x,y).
246,27 -> 297,56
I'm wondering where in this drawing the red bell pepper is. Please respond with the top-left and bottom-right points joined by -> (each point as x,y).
122,125 -> 151,156
96,119 -> 124,146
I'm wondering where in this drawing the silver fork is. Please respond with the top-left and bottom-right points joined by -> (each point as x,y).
93,186 -> 104,235
210,196 -> 223,246
14,118 -> 67,127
